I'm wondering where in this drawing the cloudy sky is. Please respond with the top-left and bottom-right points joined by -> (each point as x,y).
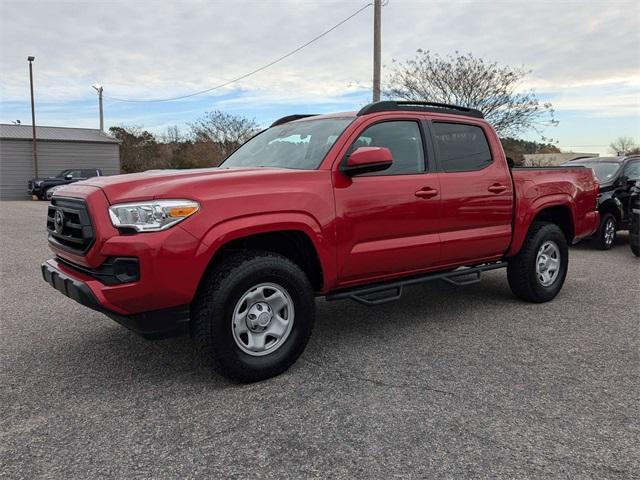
1,0 -> 639,154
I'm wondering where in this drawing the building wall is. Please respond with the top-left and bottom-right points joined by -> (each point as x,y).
0,140 -> 120,199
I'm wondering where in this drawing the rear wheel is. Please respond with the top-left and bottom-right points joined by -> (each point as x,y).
191,251 -> 315,382
593,213 -> 616,250
507,222 -> 569,303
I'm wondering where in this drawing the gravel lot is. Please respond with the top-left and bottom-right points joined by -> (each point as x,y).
1,200 -> 638,479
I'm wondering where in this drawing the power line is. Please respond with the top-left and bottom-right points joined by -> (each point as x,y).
106,2 -> 373,103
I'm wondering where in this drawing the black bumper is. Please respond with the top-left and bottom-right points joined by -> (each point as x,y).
41,261 -> 190,339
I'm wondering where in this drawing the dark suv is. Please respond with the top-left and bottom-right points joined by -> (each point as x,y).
563,156 -> 640,249
29,168 -> 103,200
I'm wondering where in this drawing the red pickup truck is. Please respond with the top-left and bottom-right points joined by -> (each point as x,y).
42,101 -> 600,382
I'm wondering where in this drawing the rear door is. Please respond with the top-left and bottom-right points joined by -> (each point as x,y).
429,120 -> 514,266
333,117 -> 441,285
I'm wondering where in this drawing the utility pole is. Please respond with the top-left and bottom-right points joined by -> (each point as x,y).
372,0 -> 382,102
93,85 -> 104,131
27,56 -> 38,178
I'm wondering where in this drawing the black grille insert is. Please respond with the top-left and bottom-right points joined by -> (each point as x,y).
47,198 -> 95,255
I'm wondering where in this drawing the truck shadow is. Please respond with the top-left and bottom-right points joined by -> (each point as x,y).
48,271 -> 519,391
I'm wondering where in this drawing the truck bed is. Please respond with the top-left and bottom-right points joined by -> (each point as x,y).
508,165 -> 599,255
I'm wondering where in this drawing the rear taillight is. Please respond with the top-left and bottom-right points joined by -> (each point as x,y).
593,172 -> 600,208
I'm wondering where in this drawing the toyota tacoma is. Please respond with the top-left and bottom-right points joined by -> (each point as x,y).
42,101 -> 600,382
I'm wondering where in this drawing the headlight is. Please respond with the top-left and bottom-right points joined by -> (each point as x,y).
109,199 -> 199,232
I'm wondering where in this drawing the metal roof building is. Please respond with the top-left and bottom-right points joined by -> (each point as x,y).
0,124 -> 120,199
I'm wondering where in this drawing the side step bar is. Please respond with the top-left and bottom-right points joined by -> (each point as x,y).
325,261 -> 508,306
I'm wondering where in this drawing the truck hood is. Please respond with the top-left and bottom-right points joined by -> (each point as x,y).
77,167 -> 298,203
33,176 -> 62,182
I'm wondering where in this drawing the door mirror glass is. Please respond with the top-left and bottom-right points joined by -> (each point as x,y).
342,147 -> 393,176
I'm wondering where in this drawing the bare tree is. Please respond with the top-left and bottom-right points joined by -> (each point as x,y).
609,136 -> 638,155
387,50 -> 558,137
161,125 -> 183,144
190,110 -> 259,162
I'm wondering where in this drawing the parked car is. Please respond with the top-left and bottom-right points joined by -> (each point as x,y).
630,180 -> 640,257
561,156 -> 640,249
29,168 -> 103,200
41,101 -> 600,382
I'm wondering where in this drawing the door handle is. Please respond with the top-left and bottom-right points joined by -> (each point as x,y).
488,184 -> 507,194
415,187 -> 439,199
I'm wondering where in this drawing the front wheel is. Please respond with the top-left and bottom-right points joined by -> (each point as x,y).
507,222 -> 569,303
191,251 -> 315,382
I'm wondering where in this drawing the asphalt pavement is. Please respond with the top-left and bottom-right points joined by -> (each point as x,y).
1,200 -> 639,479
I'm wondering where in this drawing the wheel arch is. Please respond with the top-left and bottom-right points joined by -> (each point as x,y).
599,198 -> 623,224
193,213 -> 334,295
532,205 -> 574,243
508,196 -> 576,256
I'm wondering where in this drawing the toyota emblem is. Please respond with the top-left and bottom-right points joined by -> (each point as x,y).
54,209 -> 64,234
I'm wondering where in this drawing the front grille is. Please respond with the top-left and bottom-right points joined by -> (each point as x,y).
47,198 -> 95,255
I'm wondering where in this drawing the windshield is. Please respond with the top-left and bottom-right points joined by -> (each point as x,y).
569,162 -> 621,182
221,118 -> 353,170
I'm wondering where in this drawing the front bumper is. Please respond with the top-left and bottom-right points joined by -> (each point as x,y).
41,259 -> 190,339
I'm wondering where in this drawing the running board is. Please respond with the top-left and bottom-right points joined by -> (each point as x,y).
325,262 -> 507,306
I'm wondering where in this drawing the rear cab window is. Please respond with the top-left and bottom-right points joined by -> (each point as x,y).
431,122 -> 493,172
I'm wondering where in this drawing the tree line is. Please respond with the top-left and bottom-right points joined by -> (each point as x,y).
109,110 -> 259,173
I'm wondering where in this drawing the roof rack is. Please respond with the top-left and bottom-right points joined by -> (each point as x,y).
357,101 -> 484,119
270,114 -> 318,127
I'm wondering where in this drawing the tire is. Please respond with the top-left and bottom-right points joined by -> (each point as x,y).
39,189 -> 49,201
191,251 -> 315,382
507,222 -> 569,303
593,213 -> 616,250
631,242 -> 640,257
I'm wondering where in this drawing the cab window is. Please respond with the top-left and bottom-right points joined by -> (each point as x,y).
432,122 -> 493,172
350,121 -> 425,175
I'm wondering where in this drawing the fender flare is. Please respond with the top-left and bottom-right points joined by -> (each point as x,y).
193,211 -> 337,291
507,194 -> 575,257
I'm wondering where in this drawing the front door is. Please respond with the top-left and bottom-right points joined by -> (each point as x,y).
333,119 -> 441,286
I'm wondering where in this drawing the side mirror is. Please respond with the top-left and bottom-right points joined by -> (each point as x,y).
342,147 -> 393,176
506,157 -> 515,168
64,174 -> 73,180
